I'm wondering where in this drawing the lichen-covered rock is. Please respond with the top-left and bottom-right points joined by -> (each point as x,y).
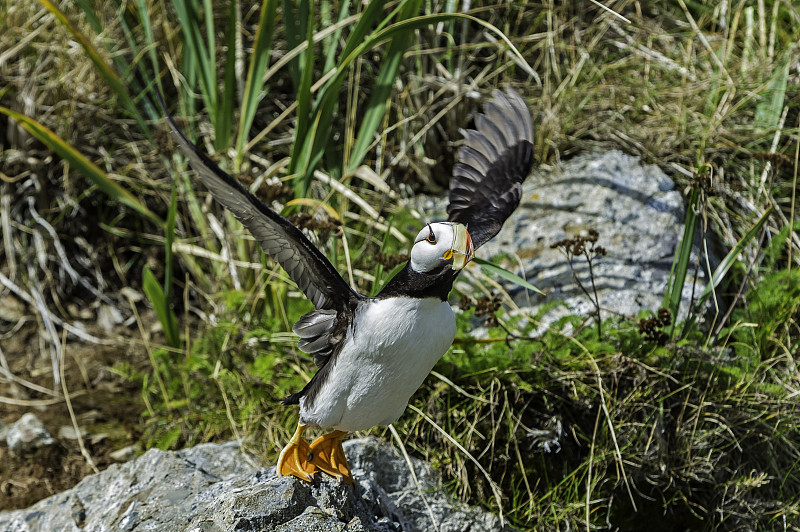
0,438 -> 514,532
6,413 -> 55,454
468,151 -> 718,324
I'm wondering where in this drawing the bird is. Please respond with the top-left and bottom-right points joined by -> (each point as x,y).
163,88 -> 534,485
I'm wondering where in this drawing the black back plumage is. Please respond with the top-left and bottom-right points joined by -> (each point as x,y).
447,89 -> 534,249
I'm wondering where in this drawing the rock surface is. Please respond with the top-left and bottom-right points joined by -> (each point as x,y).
57,426 -> 89,441
6,413 -> 55,454
446,151 -> 717,324
0,438 -> 513,532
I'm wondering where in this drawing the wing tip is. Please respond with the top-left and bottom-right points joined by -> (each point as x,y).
457,88 -> 534,176
462,89 -> 533,152
446,87 -> 535,244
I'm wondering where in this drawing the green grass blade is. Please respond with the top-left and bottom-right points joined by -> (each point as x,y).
287,0 -> 388,180
473,257 -> 545,295
0,106 -> 163,227
203,0 -> 216,73
370,218 -> 397,297
346,0 -> 422,175
36,0 -> 150,137
373,262 -> 407,296
202,0 -> 221,136
663,185 -> 699,337
74,0 -> 159,122
172,0 -> 217,119
338,0 -> 391,64
163,181 -> 180,348
696,207 -> 772,308
291,0 -> 318,197
215,0 -> 238,150
294,12 -> 530,188
235,0 -> 279,168
754,50 -> 790,127
322,0 -> 352,74
143,265 -> 180,348
72,0 -> 102,35
681,207 -> 773,337
133,0 -> 163,121
282,0 -> 306,89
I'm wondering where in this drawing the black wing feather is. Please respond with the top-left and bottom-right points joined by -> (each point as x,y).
447,89 -> 534,249
163,111 -> 360,312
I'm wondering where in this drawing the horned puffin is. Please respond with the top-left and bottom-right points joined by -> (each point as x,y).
163,88 -> 534,484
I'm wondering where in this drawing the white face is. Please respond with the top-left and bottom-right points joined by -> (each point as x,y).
409,222 -> 473,273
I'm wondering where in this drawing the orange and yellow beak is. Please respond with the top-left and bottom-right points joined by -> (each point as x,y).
446,224 -> 474,271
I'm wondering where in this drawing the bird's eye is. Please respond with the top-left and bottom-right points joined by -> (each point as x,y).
426,231 -> 437,244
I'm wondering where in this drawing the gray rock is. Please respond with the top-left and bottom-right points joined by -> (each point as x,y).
0,420 -> 7,443
463,151 -> 717,324
0,438 -> 513,532
58,426 -> 88,441
109,444 -> 139,462
6,413 -> 55,454
346,438 -> 509,532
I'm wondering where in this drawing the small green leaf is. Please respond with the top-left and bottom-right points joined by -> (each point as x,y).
155,425 -> 182,450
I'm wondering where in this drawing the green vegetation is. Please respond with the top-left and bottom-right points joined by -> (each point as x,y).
1,0 -> 798,529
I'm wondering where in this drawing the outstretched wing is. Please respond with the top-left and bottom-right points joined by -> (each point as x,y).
164,112 -> 360,312
447,88 -> 534,249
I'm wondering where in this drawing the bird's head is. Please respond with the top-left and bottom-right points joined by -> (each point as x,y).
410,222 -> 474,273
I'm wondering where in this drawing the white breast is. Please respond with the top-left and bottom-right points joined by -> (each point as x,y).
299,297 -> 456,432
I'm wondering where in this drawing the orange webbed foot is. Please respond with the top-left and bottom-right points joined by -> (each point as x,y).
276,424 -> 317,481
309,430 -> 353,485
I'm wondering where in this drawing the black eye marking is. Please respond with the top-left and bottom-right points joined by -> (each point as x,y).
426,223 -> 436,244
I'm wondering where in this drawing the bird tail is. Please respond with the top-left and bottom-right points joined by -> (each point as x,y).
281,391 -> 302,406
